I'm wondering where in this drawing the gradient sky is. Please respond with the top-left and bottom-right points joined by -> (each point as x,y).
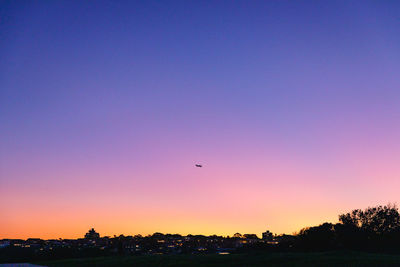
1,0 -> 400,239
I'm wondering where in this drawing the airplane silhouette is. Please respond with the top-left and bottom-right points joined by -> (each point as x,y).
195,164 -> 202,168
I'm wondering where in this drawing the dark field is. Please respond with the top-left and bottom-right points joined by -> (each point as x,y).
36,251 -> 400,267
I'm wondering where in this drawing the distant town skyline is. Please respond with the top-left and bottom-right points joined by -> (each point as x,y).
1,0 -> 400,239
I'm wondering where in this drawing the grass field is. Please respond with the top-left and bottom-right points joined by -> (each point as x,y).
36,251 -> 400,266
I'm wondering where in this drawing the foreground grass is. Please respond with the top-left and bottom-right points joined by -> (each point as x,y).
36,251 -> 400,267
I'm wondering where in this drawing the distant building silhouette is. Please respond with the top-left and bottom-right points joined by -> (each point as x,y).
262,230 -> 273,241
84,228 -> 100,239
243,234 -> 258,239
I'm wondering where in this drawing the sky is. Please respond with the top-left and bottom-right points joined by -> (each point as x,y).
1,0 -> 400,239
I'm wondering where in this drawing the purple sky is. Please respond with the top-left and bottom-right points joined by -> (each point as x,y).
1,0 -> 400,238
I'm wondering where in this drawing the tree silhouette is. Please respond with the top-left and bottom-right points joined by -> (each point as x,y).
339,204 -> 400,234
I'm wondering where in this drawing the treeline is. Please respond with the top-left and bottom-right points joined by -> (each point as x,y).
279,204 -> 400,252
